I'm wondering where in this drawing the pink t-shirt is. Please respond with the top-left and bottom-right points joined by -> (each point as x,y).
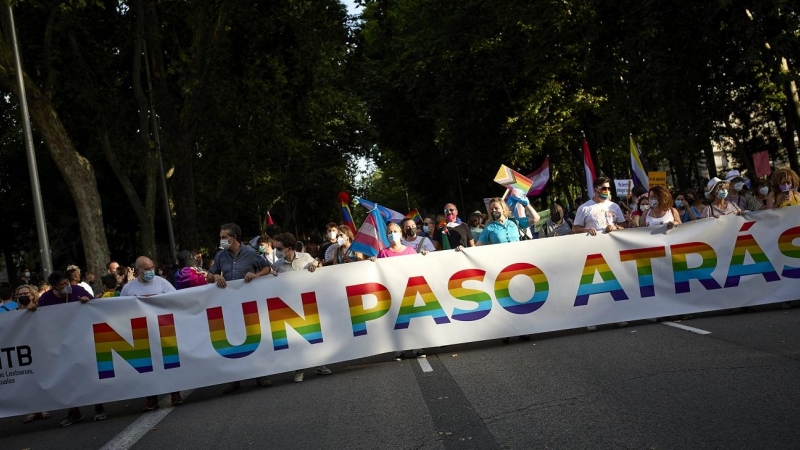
378,246 -> 417,258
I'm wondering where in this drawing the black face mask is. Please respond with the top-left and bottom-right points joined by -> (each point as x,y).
405,227 -> 416,237
686,196 -> 694,203
17,296 -> 31,307
491,211 -> 502,220
551,212 -> 562,222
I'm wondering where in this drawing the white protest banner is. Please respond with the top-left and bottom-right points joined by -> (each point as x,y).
615,179 -> 633,198
2,208 -> 800,417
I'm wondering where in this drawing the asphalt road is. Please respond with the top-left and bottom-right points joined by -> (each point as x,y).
3,305 -> 800,450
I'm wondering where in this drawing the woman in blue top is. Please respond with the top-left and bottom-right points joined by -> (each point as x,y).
477,197 -> 521,245
477,198 -> 528,342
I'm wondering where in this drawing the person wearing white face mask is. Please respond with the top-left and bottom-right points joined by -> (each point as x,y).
753,180 -> 770,209
319,222 -> 341,266
377,223 -> 419,257
643,185 -> 682,229
725,170 -> 761,211
701,178 -> 743,218
120,256 -> 180,410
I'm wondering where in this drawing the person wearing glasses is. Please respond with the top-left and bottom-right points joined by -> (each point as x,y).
572,177 -> 630,331
572,177 -> 629,236
207,223 -> 274,394
421,215 -> 437,241
433,203 -> 475,250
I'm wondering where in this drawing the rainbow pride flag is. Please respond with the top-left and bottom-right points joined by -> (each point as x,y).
405,208 -> 422,223
338,192 -> 356,234
494,164 -> 533,194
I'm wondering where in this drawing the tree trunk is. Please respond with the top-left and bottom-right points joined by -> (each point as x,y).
778,104 -> 800,174
138,1 -> 228,251
0,61 -> 110,277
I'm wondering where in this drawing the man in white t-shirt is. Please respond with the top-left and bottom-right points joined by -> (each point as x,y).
571,177 -> 630,331
400,218 -> 435,253
121,256 -> 179,410
572,177 -> 629,235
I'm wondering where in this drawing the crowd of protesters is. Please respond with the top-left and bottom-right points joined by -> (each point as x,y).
4,166 -> 799,427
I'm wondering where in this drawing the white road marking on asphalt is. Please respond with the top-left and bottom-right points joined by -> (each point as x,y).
662,322 -> 712,335
99,389 -> 193,450
417,357 -> 434,372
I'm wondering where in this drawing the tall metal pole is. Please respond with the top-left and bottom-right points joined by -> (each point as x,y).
6,4 -> 53,276
142,41 -> 177,261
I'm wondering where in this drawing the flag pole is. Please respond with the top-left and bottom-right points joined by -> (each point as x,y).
6,4 -> 53,276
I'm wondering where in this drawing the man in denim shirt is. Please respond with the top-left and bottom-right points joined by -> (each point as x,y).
206,223 -> 274,393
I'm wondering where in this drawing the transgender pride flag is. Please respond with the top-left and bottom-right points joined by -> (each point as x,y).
349,206 -> 390,258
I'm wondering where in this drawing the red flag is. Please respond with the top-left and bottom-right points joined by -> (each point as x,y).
583,137 -> 596,195
266,211 -> 274,226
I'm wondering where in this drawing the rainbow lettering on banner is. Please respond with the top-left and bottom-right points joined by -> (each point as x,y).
494,263 -> 549,314
158,314 -> 180,370
778,226 -> 800,278
574,254 -> 628,306
206,301 -> 261,359
347,283 -> 392,336
670,242 -> 722,293
449,269 -> 492,321
724,224 -> 780,287
267,292 -> 322,350
394,276 -> 451,329
620,246 -> 667,298
93,317 -> 153,380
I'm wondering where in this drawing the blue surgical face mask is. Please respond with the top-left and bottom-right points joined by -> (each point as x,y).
143,270 -> 155,282
675,200 -> 684,208
388,232 -> 402,243
275,250 -> 285,260
717,189 -> 728,199
422,225 -> 430,233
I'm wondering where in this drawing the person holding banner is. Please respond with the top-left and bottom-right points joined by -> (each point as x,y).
538,204 -> 572,238
121,256 -> 182,410
701,178 -> 743,218
572,177 -> 628,236
207,223 -> 275,394
33,272 -> 107,425
272,233 -> 332,382
572,178 -> 629,331
642,186 -> 681,229
476,198 -> 522,245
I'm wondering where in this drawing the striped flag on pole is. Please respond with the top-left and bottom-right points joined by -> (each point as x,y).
349,206 -> 390,258
583,136 -> 596,195
525,157 -> 550,197
353,196 -> 406,224
630,136 -> 649,190
338,192 -> 356,235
